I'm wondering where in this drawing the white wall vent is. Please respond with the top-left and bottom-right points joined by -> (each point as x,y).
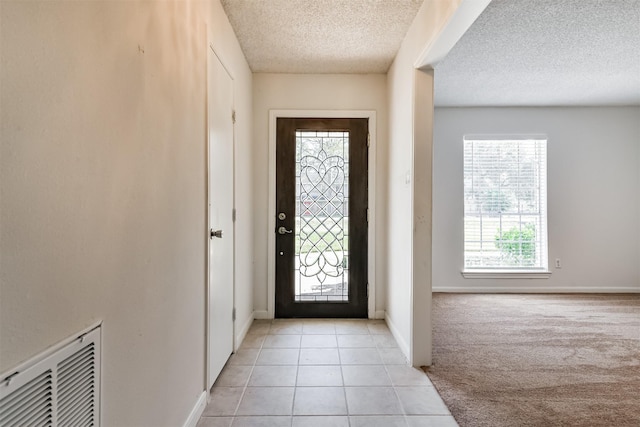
0,324 -> 101,427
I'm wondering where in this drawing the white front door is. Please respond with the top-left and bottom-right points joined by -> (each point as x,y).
207,46 -> 234,389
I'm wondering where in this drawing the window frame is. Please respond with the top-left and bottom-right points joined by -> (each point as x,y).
461,134 -> 550,279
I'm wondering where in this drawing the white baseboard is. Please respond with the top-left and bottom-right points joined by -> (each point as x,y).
182,391 -> 207,427
253,310 -> 272,320
235,312 -> 254,351
384,313 -> 410,363
372,310 -> 386,320
433,286 -> 640,293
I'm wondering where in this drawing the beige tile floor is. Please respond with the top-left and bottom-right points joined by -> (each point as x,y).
197,319 -> 458,427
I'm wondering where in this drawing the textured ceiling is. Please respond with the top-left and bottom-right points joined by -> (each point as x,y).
220,0 -> 424,73
435,0 -> 640,106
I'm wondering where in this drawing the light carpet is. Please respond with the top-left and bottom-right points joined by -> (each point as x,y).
424,293 -> 640,427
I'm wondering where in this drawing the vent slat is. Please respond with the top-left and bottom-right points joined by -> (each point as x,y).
3,404 -> 51,427
59,343 -> 92,367
58,359 -> 92,387
0,373 -> 50,410
59,374 -> 94,409
59,383 -> 94,420
0,371 -> 52,414
59,369 -> 94,400
77,406 -> 95,427
22,404 -> 53,427
23,407 -> 52,427
0,373 -> 52,426
58,343 -> 95,426
58,349 -> 93,379
59,365 -> 94,395
58,344 -> 93,375
58,347 -> 94,382
0,388 -> 51,424
60,406 -> 92,427
1,399 -> 51,427
26,413 -> 53,427
60,402 -> 93,427
0,393 -> 51,426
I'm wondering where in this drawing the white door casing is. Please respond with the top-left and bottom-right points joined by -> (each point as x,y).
207,45 -> 235,389
264,110 -> 377,320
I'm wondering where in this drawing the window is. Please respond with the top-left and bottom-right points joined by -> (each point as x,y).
463,136 -> 548,274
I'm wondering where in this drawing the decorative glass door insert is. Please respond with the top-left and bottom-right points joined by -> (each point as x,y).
275,118 -> 368,318
295,130 -> 349,301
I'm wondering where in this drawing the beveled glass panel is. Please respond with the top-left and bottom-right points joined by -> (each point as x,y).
295,131 -> 349,302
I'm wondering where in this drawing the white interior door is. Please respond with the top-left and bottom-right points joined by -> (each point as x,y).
207,46 -> 234,389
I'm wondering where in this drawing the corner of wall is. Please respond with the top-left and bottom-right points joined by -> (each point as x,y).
253,310 -> 271,320
235,311 -> 255,351
182,391 -> 208,427
384,311 -> 410,361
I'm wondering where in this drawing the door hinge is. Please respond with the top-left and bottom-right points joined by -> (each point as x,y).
232,308 -> 236,321
366,283 -> 369,297
367,133 -> 370,147
232,110 -> 236,124
232,208 -> 237,222
366,208 -> 370,223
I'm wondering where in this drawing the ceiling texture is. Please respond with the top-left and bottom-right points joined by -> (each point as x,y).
221,0 -> 640,106
220,0 -> 424,74
435,0 -> 640,106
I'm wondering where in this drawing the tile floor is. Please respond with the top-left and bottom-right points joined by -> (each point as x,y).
197,319 -> 458,427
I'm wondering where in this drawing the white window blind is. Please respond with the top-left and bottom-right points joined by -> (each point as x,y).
463,136 -> 548,271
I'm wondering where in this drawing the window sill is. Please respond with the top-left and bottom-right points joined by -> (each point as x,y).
462,270 -> 551,279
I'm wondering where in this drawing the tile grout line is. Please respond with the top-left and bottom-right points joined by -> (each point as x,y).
288,321 -> 296,427
336,326 -> 352,427
291,324 -> 301,424
232,320 -> 275,424
230,323 -> 268,421
384,360 -> 410,424
377,323 -> 407,424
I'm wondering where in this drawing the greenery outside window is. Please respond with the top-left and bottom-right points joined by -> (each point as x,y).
463,136 -> 549,276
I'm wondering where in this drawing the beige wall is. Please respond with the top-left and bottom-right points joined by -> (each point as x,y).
0,1 -> 253,425
385,0 -> 461,360
251,73 -> 388,317
433,107 -> 640,292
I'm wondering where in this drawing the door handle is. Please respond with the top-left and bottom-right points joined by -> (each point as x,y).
210,229 -> 223,239
278,226 -> 293,235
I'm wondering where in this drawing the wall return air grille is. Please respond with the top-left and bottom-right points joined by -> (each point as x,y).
0,325 -> 101,427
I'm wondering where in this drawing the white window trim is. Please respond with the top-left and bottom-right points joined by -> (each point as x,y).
462,270 -> 551,279
462,134 -> 549,277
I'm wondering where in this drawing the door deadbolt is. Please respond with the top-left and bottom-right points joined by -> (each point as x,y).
278,212 -> 286,220
210,229 -> 223,239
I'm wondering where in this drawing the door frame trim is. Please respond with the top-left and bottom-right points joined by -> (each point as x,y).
206,43 -> 236,390
265,110 -> 377,319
